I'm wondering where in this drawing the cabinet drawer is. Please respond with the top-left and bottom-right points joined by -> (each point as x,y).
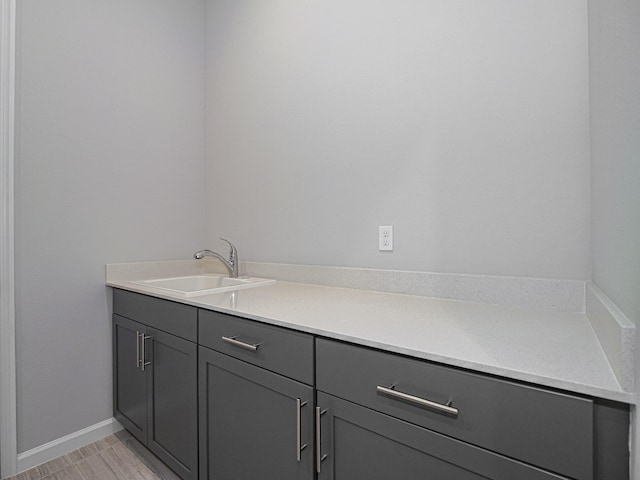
113,289 -> 197,342
199,310 -> 314,385
316,338 -> 593,480
317,392 -> 570,480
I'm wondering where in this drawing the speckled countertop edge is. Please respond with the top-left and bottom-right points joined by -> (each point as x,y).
106,265 -> 635,405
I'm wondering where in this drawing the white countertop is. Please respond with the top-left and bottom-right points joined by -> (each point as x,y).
107,274 -> 634,404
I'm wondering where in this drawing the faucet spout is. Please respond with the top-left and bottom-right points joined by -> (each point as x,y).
193,238 -> 239,278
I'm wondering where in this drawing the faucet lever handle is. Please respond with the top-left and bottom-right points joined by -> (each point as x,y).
219,237 -> 237,260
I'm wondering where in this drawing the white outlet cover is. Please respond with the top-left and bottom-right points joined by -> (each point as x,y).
379,226 -> 393,251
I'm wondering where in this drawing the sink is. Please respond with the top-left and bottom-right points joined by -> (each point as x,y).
132,275 -> 275,297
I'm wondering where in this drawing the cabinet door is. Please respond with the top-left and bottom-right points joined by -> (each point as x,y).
147,328 -> 198,480
113,315 -> 147,443
316,392 -> 568,480
199,347 -> 314,480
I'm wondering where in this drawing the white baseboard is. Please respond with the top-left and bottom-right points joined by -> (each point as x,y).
16,418 -> 123,474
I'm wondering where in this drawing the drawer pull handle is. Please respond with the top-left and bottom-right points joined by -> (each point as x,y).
377,385 -> 459,417
316,407 -> 328,473
222,336 -> 261,352
141,335 -> 153,371
296,399 -> 308,462
135,331 -> 141,368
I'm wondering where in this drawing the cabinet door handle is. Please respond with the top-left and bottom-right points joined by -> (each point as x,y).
296,399 -> 308,462
376,385 -> 459,417
135,331 -> 141,368
315,407 -> 327,473
141,335 -> 153,371
221,336 -> 261,352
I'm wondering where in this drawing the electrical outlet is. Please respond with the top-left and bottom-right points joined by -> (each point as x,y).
379,226 -> 393,251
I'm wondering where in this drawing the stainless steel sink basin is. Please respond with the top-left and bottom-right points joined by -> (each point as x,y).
132,275 -> 274,297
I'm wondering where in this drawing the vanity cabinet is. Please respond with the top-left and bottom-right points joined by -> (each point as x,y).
315,338 -> 630,480
112,289 -> 198,480
198,310 -> 315,480
111,288 -> 630,480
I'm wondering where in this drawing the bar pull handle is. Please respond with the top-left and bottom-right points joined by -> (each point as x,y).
222,335 -> 261,352
316,407 -> 328,474
141,335 -> 153,371
377,385 -> 458,417
296,399 -> 308,462
135,331 -> 141,368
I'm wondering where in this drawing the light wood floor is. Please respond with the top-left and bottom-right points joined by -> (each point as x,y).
7,430 -> 180,480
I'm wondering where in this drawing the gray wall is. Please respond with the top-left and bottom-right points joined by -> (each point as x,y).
14,0 -> 638,470
204,0 -> 591,280
15,0 -> 206,452
588,0 -> 640,474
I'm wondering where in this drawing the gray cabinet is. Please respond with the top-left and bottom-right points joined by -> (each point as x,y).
111,288 -> 630,480
198,310 -> 315,480
316,338 -> 630,480
113,290 -> 198,480
113,314 -> 147,440
146,327 -> 198,479
316,391 -> 568,480
199,348 -> 314,480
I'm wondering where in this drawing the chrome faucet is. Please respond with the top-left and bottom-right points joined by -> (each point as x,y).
193,237 -> 239,278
